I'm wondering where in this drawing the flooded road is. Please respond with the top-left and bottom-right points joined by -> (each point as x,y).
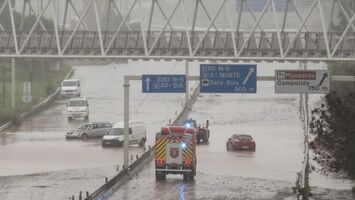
0,61 -> 196,176
0,62 -> 353,200
109,63 -> 354,200
0,61 -> 200,200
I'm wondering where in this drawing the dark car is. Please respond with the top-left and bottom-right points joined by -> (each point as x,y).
226,134 -> 256,151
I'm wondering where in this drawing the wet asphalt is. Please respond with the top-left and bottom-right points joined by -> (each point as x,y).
0,62 -> 353,200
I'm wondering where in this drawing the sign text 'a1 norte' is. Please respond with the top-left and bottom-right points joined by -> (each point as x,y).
275,70 -> 330,94
142,74 -> 186,93
200,64 -> 257,93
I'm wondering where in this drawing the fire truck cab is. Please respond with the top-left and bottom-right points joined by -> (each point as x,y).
155,125 -> 197,181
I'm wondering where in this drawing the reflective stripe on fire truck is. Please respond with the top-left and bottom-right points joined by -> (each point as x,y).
155,139 -> 168,160
155,138 -> 193,161
183,143 -> 193,161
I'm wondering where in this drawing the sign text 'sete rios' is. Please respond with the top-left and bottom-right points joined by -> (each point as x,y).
200,64 -> 257,93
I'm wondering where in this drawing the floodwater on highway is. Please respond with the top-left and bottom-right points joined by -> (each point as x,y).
0,61 -> 353,200
109,62 -> 354,200
0,61 -> 197,176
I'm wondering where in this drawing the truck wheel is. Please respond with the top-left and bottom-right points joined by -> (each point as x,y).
81,133 -> 88,140
202,135 -> 208,143
188,173 -> 195,181
139,138 -> 146,147
183,174 -> 189,181
156,172 -> 166,180
204,136 -> 209,143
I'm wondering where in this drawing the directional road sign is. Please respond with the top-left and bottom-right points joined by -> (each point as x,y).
142,75 -> 186,93
200,64 -> 257,93
275,70 -> 330,94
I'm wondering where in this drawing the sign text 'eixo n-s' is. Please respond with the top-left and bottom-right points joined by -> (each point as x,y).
142,75 -> 186,93
200,64 -> 257,93
275,70 -> 330,94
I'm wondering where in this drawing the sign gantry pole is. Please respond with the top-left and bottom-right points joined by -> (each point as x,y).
123,76 -> 130,169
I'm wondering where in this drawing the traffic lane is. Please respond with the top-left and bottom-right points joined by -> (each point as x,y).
0,96 -> 147,176
0,61 -> 189,176
0,165 -> 120,200
3,100 -> 69,137
110,162 -> 295,200
74,61 -> 198,123
190,82 -> 304,182
110,83 -> 303,199
0,137 -> 145,176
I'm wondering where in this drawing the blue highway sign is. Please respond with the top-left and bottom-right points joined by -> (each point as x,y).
142,75 -> 186,93
200,64 -> 257,93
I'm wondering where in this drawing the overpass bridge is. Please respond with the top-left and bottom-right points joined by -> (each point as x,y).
0,0 -> 354,61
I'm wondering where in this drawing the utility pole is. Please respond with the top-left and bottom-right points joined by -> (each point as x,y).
1,61 -> 5,108
11,58 -> 16,109
185,60 -> 189,108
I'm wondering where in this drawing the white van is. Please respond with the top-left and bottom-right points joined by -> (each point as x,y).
61,79 -> 81,97
67,97 -> 89,120
102,120 -> 146,147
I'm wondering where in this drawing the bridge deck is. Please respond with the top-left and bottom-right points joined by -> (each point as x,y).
1,31 -> 354,61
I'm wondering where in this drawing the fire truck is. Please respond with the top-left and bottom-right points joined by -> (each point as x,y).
183,119 -> 210,144
155,125 -> 197,181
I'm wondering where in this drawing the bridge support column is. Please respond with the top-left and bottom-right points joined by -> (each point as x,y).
11,58 -> 15,109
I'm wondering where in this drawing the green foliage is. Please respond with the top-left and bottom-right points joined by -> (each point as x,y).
0,109 -> 18,126
310,62 -> 355,179
0,1 -> 54,31
292,172 -> 302,194
0,60 -> 71,126
310,93 -> 355,178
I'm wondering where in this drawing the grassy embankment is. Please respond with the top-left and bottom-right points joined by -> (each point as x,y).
0,60 -> 71,126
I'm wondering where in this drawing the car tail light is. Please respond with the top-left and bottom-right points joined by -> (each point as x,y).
233,139 -> 240,142
184,160 -> 192,166
156,160 -> 165,165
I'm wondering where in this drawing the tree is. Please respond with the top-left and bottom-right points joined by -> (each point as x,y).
310,62 -> 355,179
0,0 -> 54,31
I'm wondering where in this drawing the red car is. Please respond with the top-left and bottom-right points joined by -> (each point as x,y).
226,134 -> 256,151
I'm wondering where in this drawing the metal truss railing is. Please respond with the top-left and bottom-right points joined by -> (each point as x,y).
0,0 -> 354,61
0,30 -> 354,60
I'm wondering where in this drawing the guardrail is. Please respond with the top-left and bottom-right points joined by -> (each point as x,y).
84,85 -> 200,200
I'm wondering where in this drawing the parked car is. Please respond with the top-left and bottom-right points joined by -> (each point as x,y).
67,97 -> 89,120
60,79 -> 81,97
226,134 -> 256,151
66,122 -> 112,140
102,120 -> 146,147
